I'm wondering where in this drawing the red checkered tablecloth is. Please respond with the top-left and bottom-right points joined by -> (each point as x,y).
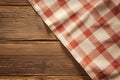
28,0 -> 120,80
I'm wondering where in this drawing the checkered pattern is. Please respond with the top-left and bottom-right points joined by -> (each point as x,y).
28,0 -> 120,80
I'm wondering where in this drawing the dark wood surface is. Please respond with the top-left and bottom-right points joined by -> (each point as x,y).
0,0 -> 91,80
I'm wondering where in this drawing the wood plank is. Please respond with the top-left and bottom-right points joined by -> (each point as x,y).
0,41 -> 91,79
0,76 -> 91,80
0,6 -> 40,18
0,41 -> 68,55
0,6 -> 56,40
0,55 -> 88,76
0,0 -> 29,6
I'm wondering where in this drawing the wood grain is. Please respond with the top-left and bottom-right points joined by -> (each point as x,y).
0,41 -> 68,55
0,76 -> 91,80
0,55 -> 87,76
0,6 -> 56,40
0,0 -> 29,5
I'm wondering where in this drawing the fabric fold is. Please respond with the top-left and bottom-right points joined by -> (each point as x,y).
28,0 -> 120,80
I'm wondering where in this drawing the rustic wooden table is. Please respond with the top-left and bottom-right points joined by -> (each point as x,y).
0,0 -> 91,80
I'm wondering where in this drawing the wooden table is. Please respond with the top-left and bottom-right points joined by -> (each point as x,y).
0,0 -> 91,80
